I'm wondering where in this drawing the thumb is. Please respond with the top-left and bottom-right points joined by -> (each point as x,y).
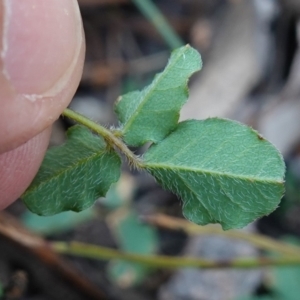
0,0 -> 85,152
0,0 -> 85,209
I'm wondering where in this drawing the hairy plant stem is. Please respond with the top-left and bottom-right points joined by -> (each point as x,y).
52,241 -> 300,269
62,108 -> 143,168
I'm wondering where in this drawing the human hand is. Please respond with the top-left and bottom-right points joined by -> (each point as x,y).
0,0 -> 85,209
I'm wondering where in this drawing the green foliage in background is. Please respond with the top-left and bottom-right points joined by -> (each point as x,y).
108,210 -> 158,287
22,45 -> 285,231
22,208 -> 96,235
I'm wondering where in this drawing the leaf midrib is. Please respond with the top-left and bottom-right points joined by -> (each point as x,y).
144,162 -> 284,184
24,150 -> 107,195
122,46 -> 193,133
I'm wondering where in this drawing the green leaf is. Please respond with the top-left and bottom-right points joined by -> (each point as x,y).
108,210 -> 158,287
143,118 -> 285,230
115,45 -> 202,146
235,297 -> 273,300
22,125 -> 121,216
22,208 -> 96,235
272,266 -> 300,300
270,237 -> 300,300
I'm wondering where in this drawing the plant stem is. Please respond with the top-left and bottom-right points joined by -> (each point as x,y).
62,108 -> 143,168
132,0 -> 183,49
52,241 -> 300,269
143,214 -> 300,257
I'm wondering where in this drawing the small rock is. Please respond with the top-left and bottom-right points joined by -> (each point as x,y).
159,230 -> 263,300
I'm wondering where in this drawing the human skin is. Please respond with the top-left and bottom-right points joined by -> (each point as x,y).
0,0 -> 85,209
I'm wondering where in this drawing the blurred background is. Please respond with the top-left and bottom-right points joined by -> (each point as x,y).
1,0 -> 300,299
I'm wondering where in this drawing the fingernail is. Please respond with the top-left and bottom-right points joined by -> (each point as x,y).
1,0 -> 83,100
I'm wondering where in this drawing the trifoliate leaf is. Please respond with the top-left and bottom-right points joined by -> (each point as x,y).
143,118 -> 285,230
22,125 -> 121,216
115,45 -> 202,146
